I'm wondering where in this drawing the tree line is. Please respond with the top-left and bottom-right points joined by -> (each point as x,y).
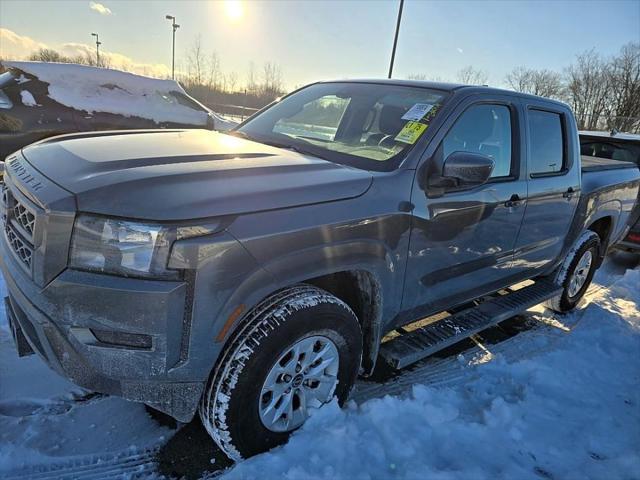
24,37 -> 286,116
179,35 -> 284,114
409,42 -> 640,133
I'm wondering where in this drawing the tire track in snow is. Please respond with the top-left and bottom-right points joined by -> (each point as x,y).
2,447 -> 159,480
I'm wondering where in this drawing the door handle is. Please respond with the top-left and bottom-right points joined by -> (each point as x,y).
563,187 -> 575,199
504,194 -> 522,208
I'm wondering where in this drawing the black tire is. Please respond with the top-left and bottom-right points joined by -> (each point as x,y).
545,231 -> 600,313
199,285 -> 362,461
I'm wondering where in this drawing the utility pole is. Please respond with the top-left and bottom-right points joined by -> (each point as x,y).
165,15 -> 180,80
91,32 -> 101,67
388,0 -> 404,79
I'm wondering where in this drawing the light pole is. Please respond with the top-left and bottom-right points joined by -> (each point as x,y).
388,0 -> 404,78
165,15 -> 180,80
91,32 -> 101,67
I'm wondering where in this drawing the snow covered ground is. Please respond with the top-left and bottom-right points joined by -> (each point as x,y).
0,253 -> 638,479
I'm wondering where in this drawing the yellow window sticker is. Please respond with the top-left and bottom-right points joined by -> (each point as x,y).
394,121 -> 428,144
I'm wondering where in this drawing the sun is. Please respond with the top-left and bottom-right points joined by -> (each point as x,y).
224,0 -> 243,21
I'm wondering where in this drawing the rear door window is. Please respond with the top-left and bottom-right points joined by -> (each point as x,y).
528,110 -> 565,175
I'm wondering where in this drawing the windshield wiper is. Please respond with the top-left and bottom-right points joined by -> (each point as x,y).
257,138 -> 328,160
229,130 -> 254,141
273,142 -> 329,161
231,130 -> 328,161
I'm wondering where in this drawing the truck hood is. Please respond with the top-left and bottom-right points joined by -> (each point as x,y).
21,129 -> 373,220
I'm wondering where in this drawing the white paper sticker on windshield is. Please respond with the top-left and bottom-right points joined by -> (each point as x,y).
401,103 -> 434,121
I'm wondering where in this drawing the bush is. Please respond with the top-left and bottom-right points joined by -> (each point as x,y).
0,113 -> 22,133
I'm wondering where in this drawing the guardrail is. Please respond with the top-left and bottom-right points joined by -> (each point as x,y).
208,103 -> 260,122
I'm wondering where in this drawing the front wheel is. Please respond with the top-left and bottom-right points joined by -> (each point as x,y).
545,231 -> 600,313
199,285 -> 362,461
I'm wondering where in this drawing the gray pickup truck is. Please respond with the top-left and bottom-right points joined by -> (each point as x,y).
2,80 -> 639,461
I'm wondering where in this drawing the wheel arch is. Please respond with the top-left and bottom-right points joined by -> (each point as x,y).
216,266 -> 385,377
586,214 -> 614,263
305,270 -> 383,375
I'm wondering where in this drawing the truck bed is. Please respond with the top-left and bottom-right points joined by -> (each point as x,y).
581,155 -> 639,172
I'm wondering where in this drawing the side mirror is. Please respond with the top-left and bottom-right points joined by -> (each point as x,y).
442,151 -> 494,186
206,114 -> 216,130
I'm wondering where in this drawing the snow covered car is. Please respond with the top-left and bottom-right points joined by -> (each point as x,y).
0,61 -> 235,159
580,130 -> 640,252
1,80 -> 639,461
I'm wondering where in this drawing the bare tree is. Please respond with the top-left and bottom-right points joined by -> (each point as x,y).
27,48 -> 110,68
565,49 -> 611,130
186,35 -> 206,87
605,42 -> 640,132
29,48 -> 67,63
246,61 -> 258,95
207,52 -> 222,91
456,66 -> 488,85
505,66 -> 564,99
227,71 -> 239,93
260,62 -> 283,99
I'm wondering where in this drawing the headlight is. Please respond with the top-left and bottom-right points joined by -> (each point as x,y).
69,215 -> 176,278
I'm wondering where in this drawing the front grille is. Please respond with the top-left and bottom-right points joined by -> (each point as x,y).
1,183 -> 8,208
6,222 -> 33,268
14,203 -> 35,236
1,182 -> 37,271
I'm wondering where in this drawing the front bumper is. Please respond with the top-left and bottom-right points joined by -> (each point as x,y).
0,235 -> 204,422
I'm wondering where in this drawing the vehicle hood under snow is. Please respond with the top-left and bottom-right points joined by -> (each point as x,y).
20,129 -> 373,220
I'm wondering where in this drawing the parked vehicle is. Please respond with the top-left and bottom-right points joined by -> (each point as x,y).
0,61 -> 235,159
2,80 -> 639,461
580,130 -> 640,252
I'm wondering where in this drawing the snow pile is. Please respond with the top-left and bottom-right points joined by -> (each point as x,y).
225,269 -> 640,480
2,61 -> 234,129
19,90 -> 39,107
0,256 -> 638,478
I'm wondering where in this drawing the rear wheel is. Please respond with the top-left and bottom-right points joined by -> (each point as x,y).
545,231 -> 600,313
199,285 -> 362,460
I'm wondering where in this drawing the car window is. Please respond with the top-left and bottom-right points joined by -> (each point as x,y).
274,95 -> 350,142
529,110 -> 564,174
442,104 -> 512,178
0,71 -> 15,89
0,90 -> 12,110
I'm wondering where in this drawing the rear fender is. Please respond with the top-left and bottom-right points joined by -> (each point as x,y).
584,199 -> 621,252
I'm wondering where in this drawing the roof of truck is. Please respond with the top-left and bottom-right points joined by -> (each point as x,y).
317,78 -> 570,107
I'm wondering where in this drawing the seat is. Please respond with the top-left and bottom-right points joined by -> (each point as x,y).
365,105 -> 407,147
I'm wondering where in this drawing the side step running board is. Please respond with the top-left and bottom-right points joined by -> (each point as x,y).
379,280 -> 562,369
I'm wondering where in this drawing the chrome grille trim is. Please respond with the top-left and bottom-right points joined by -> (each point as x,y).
1,183 -> 7,225
1,182 -> 37,272
14,202 -> 36,237
5,222 -> 33,269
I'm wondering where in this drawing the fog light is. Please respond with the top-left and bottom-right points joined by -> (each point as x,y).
90,329 -> 152,349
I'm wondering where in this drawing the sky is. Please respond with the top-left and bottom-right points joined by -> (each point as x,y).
0,0 -> 639,89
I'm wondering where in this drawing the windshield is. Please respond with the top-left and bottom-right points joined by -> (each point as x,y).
236,82 -> 447,171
